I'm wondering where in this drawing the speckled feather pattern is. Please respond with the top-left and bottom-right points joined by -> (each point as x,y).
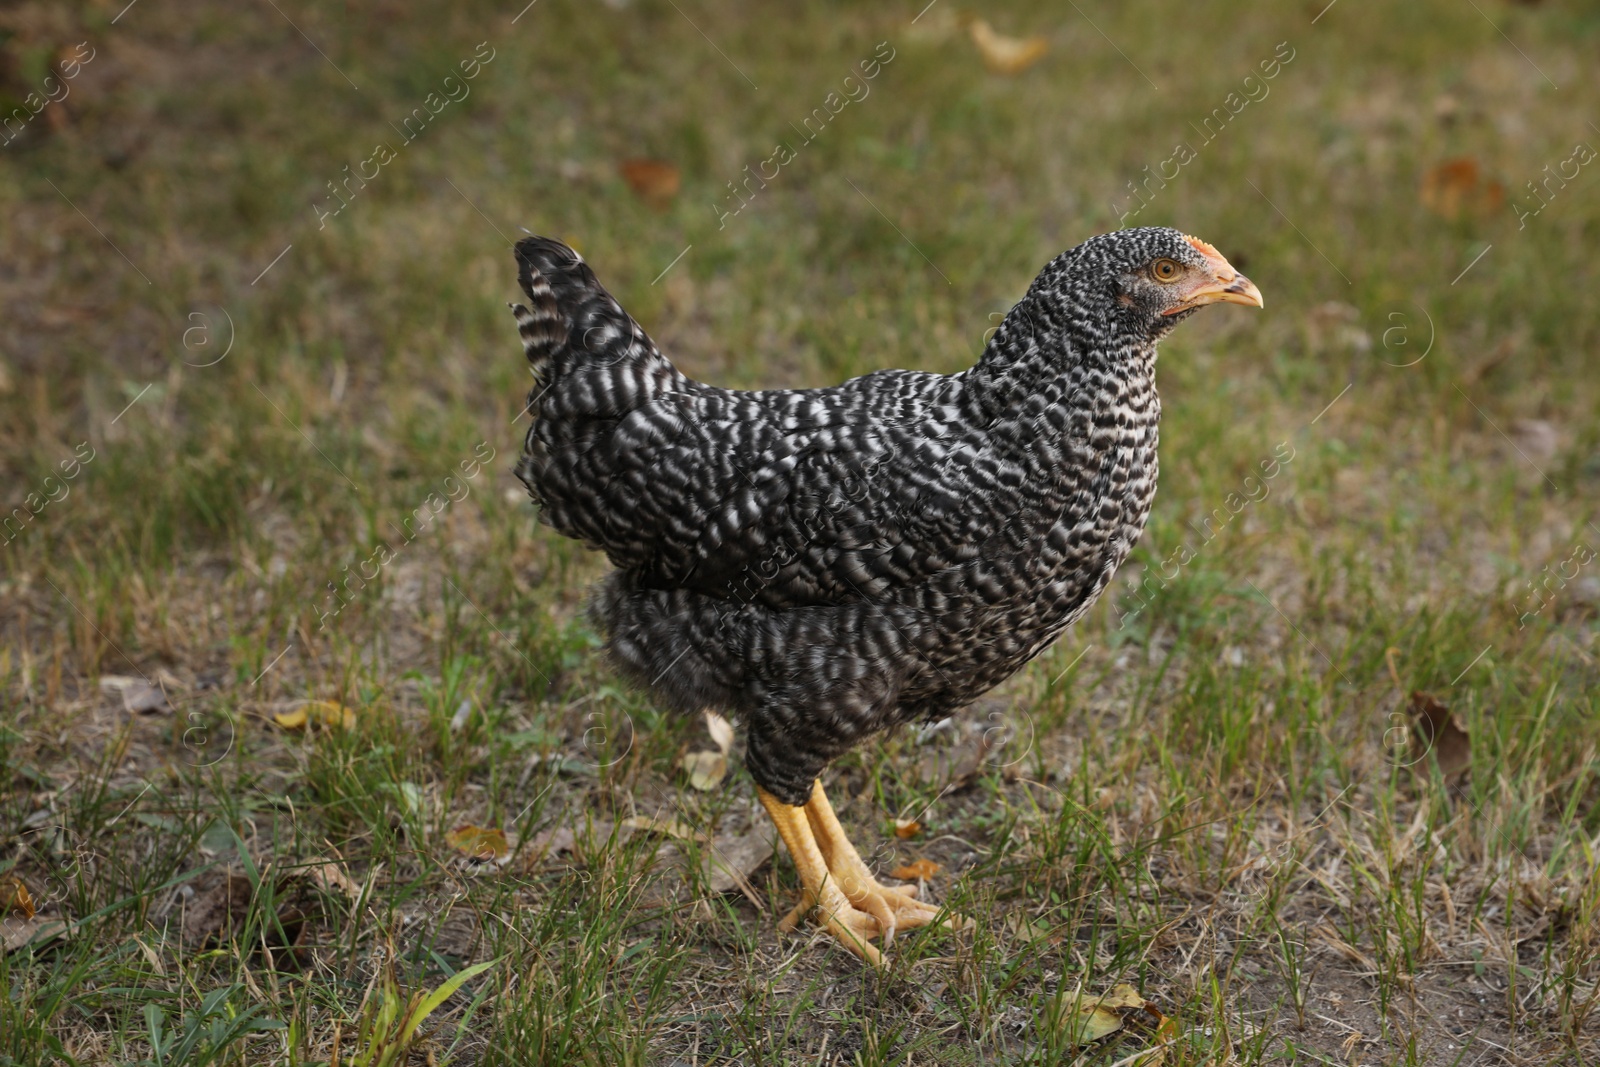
513,229 -> 1202,805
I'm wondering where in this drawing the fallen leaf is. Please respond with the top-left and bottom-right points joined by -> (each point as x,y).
198,820 -> 239,856
1093,984 -> 1148,1010
520,825 -> 576,868
704,710 -> 735,755
967,18 -> 1048,75
1419,157 -> 1505,220
702,825 -> 774,897
1058,983 -> 1154,1047
444,825 -> 510,861
641,820 -> 775,908
2,915 -> 69,953
298,859 -> 362,902
621,815 -> 700,842
890,858 -> 941,881
121,682 -> 170,714
308,700 -> 356,729
0,875 -> 35,918
680,749 -> 728,791
273,700 -> 355,731
916,741 -> 956,783
619,159 -> 681,208
1408,691 -> 1471,779
101,675 -> 169,713
940,729 -> 992,790
893,818 -> 922,839
176,868 -> 325,969
1129,1009 -> 1181,1066
1059,991 -> 1130,1045
1004,911 -> 1058,942
272,707 -> 308,729
132,935 -> 166,977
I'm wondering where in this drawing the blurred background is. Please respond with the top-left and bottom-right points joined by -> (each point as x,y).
1,1 -> 1598,1063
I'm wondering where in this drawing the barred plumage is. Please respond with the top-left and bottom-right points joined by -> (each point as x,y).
512,228 -> 1261,807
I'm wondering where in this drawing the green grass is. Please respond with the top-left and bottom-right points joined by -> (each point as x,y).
2,0 -> 1599,1062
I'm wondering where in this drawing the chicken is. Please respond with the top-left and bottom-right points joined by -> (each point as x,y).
511,227 -> 1262,966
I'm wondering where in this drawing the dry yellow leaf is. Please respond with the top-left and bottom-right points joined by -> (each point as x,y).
968,18 -> 1048,75
892,818 -> 922,839
890,858 -> 941,880
680,749 -> 727,791
704,710 -> 735,755
0,876 -> 35,919
1419,157 -> 1504,220
1095,984 -> 1147,1010
1058,983 -> 1153,1047
618,158 -> 681,208
444,825 -> 510,861
273,700 -> 355,731
308,700 -> 356,729
1127,1010 -> 1181,1066
1061,1001 -> 1125,1045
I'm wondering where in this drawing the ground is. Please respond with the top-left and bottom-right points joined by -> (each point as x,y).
1,0 -> 1598,1064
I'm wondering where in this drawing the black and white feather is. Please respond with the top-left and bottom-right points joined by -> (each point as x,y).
512,229 -> 1208,804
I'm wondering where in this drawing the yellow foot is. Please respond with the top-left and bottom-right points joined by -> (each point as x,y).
758,781 -> 966,968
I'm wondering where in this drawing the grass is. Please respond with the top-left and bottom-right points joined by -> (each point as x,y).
2,0 -> 1598,1062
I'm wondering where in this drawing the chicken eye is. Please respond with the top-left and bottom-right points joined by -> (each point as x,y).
1151,258 -> 1181,283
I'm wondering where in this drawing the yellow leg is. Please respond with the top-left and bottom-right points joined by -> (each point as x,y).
758,786 -> 884,967
799,781 -> 956,945
758,781 -> 965,966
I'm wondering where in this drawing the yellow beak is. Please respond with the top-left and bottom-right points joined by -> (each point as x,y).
1161,234 -> 1264,316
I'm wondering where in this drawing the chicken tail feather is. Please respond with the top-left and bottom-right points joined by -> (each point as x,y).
510,236 -> 591,390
